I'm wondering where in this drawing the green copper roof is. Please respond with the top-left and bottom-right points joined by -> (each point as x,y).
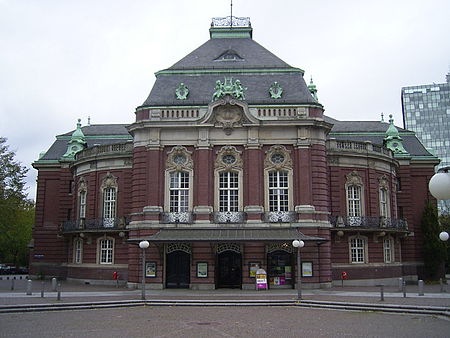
384,114 -> 408,155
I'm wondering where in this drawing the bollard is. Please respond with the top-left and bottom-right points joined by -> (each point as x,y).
26,279 -> 32,295
10,279 -> 14,291
402,280 -> 406,298
51,277 -> 57,292
418,279 -> 424,296
57,283 -> 61,301
41,281 -> 45,298
380,285 -> 384,301
440,278 -> 447,293
398,277 -> 403,292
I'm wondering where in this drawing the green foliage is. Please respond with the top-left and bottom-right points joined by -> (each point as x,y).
0,137 -> 34,267
421,200 -> 447,280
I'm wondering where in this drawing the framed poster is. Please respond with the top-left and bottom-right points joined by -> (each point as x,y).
197,262 -> 208,278
302,261 -> 313,277
145,262 -> 157,277
249,262 -> 260,278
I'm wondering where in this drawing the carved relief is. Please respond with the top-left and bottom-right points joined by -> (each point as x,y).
378,175 -> 389,190
166,146 -> 193,171
215,146 -> 243,171
78,177 -> 87,193
345,171 -> 363,186
264,145 -> 292,170
100,172 -> 118,191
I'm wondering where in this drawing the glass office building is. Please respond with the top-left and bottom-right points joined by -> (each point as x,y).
402,73 -> 450,212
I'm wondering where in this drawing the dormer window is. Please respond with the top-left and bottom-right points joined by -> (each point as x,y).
214,49 -> 244,62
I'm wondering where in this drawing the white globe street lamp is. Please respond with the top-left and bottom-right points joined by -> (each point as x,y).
429,167 -> 450,242
292,239 -> 305,300
139,240 -> 150,300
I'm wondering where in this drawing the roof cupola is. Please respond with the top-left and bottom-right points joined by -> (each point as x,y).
384,114 -> 408,155
61,119 -> 87,160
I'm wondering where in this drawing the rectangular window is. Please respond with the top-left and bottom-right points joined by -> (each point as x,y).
347,185 -> 362,217
169,171 -> 189,212
79,191 -> 86,218
268,171 -> 289,212
383,238 -> 393,263
219,171 -> 239,212
379,188 -> 388,217
350,237 -> 365,263
74,239 -> 83,264
103,188 -> 116,219
100,239 -> 113,264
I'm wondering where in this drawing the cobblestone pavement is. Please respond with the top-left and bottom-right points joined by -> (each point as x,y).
1,305 -> 449,338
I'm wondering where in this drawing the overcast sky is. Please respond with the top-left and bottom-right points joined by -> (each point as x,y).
1,0 -> 449,201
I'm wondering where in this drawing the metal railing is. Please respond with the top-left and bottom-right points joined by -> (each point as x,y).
212,211 -> 246,224
62,217 -> 128,231
329,216 -> 408,229
160,212 -> 193,224
264,211 -> 297,223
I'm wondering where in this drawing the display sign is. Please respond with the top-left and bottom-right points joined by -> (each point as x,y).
302,262 -> 313,277
197,262 -> 208,278
145,262 -> 157,277
256,268 -> 268,290
249,262 -> 259,278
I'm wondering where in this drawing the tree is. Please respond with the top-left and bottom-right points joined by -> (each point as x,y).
0,137 -> 34,267
420,200 -> 447,280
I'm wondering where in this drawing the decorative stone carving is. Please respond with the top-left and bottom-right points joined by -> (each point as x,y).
215,146 -> 243,171
78,177 -> 87,194
264,145 -> 292,170
100,172 -> 118,191
166,243 -> 191,254
212,77 -> 247,101
345,171 -> 363,186
378,175 -> 389,190
269,82 -> 283,99
175,83 -> 189,100
166,146 -> 193,171
267,243 -> 294,254
216,243 -> 241,254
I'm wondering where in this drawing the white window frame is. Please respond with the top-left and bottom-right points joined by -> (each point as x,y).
383,237 -> 395,263
79,190 -> 86,219
218,171 -> 240,212
349,235 -> 368,264
103,187 -> 117,219
263,145 -> 293,213
345,171 -> 365,217
164,146 -> 194,213
168,171 -> 190,212
268,170 -> 289,212
98,237 -> 114,265
214,146 -> 243,213
73,238 -> 83,264
379,176 -> 391,218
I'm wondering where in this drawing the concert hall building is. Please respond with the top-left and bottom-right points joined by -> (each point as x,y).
30,16 -> 438,289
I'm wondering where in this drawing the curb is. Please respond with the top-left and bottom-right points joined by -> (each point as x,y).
1,299 -> 449,318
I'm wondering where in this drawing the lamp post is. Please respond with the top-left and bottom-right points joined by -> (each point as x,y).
292,239 -> 305,300
139,240 -> 149,300
429,167 -> 450,241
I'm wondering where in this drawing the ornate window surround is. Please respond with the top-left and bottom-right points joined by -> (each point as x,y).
378,175 -> 391,218
78,177 -> 87,219
263,145 -> 294,212
345,171 -> 365,217
348,235 -> 368,264
97,236 -> 115,265
73,238 -> 83,264
214,146 -> 243,212
100,172 -> 118,219
164,146 -> 194,212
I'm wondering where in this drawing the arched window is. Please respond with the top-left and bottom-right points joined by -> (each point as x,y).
214,146 -> 243,213
379,176 -> 390,218
165,146 -> 193,213
78,177 -> 87,219
264,146 -> 293,213
345,171 -> 365,217
100,172 -> 118,227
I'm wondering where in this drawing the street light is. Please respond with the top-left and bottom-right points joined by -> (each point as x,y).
292,239 -> 305,300
139,240 -> 149,300
429,167 -> 450,241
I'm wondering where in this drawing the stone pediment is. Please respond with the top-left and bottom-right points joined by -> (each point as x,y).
201,95 -> 259,135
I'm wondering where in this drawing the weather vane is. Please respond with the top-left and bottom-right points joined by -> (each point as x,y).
230,0 -> 233,28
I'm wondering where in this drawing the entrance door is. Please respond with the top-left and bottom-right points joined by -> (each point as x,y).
166,251 -> 190,288
217,251 -> 242,288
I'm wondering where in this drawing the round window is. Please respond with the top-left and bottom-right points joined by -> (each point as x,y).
271,153 -> 285,164
173,154 -> 187,165
222,154 -> 236,165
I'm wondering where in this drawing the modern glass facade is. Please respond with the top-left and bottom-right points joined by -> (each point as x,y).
402,73 -> 450,212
